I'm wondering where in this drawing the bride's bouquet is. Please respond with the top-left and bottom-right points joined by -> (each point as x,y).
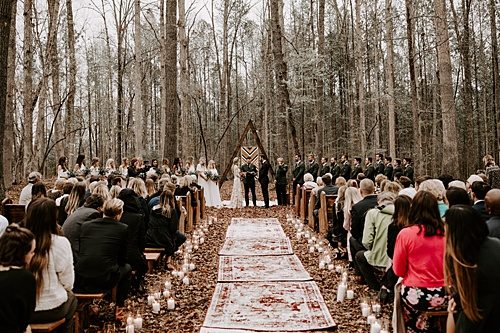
205,171 -> 220,182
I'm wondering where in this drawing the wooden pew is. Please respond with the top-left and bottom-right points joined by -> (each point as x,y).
307,192 -> 316,229
178,193 -> 193,232
31,319 -> 66,332
176,197 -> 186,234
193,190 -> 200,228
300,188 -> 312,223
199,187 -> 205,220
319,193 -> 338,236
145,252 -> 162,273
294,185 -> 301,217
75,292 -> 106,331
2,200 -> 26,224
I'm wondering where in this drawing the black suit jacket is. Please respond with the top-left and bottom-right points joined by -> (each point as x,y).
384,164 -> 394,181
319,163 -> 330,177
258,161 -> 271,184
350,195 -> 378,241
76,218 -> 128,290
473,201 -> 491,222
330,163 -> 341,180
351,165 -> 363,180
62,207 -> 102,264
365,164 -> 375,181
375,161 -> 385,175
340,162 -> 352,180
394,166 -> 404,176
306,161 -> 319,177
275,164 -> 288,185
404,165 -> 414,181
293,161 -> 305,185
241,163 -> 257,186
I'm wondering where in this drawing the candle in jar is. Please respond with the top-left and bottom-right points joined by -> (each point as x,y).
370,321 -> 381,333
178,271 -> 185,279
164,280 -> 172,290
319,261 -> 326,269
182,276 -> 190,285
308,239 -> 313,245
296,232 -> 302,239
126,324 -> 135,333
147,295 -> 155,305
189,263 -> 195,271
325,255 -> 331,263
309,246 -> 315,253
163,289 -> 170,298
335,265 -> 342,273
336,283 -> 347,302
167,298 -> 175,310
172,270 -> 179,277
152,301 -> 160,314
341,271 -> 348,282
200,237 -> 205,244
347,290 -> 354,299
372,303 -> 381,315
367,314 -> 376,325
328,264 -> 334,270
318,247 -> 324,253
133,316 -> 143,330
153,291 -> 161,300
361,304 -> 370,317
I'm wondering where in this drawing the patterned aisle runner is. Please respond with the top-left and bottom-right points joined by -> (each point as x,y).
202,218 -> 336,332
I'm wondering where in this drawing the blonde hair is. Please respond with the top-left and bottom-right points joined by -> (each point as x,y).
208,160 -> 216,169
92,184 -> 111,200
233,157 -> 239,165
103,198 -> 124,218
419,179 -> 446,201
128,177 -> 148,198
54,178 -> 66,190
179,176 -> 190,188
160,190 -> 175,218
344,187 -> 362,214
375,174 -> 388,187
109,185 -> 122,199
105,158 -> 115,169
303,173 -> 314,182
335,177 -> 347,187
347,179 -> 358,188
145,179 -> 156,196
385,181 -> 402,195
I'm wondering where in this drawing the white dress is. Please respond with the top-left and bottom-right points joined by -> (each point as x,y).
196,164 -> 210,205
206,168 -> 222,207
230,165 -> 243,208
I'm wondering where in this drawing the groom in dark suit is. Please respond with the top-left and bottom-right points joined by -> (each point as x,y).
258,156 -> 272,208
241,160 -> 257,207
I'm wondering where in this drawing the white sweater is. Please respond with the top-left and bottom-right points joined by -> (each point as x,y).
35,235 -> 74,311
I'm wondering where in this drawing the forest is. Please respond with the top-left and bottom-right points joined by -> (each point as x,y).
0,0 -> 499,197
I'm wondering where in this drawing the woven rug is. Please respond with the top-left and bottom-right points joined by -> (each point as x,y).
218,255 -> 311,282
202,281 -> 336,331
200,328 -> 316,333
219,237 -> 293,256
226,218 -> 286,239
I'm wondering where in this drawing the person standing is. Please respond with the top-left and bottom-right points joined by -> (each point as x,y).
305,154 -> 319,178
403,158 -> 414,183
292,154 -> 305,204
241,160 -> 257,207
340,155 -> 352,180
230,158 -> 243,208
319,157 -> 330,177
351,157 -> 363,180
375,153 -> 385,175
364,157 -> 375,182
384,156 -> 394,181
206,160 -> 222,207
330,157 -> 340,182
275,158 -> 288,206
258,156 -> 272,208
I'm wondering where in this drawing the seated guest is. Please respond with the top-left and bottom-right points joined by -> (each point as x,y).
48,179 -> 66,201
355,191 -> 396,290
55,182 -> 73,207
0,224 -> 36,333
393,191 -> 447,332
445,205 -> 500,333
349,179 -> 378,273
109,185 -> 122,199
23,198 -> 77,333
127,178 -> 149,229
314,174 -> 339,210
31,183 -> 47,202
147,177 -> 169,207
414,175 -> 432,191
448,180 -> 467,191
75,199 -> 131,311
146,190 -> 186,257
117,189 -> 147,289
342,187 -> 362,260
58,182 -> 86,226
302,173 -> 318,189
175,176 -> 197,208
19,172 -> 42,206
419,179 -> 448,218
384,181 -> 402,195
92,183 -> 111,201
0,214 -> 7,236
374,174 -> 387,192
312,177 -> 324,196
485,189 -> 500,239
446,187 -> 471,207
471,181 -> 491,221
62,194 -> 104,264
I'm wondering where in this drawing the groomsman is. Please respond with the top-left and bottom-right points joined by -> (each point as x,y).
384,156 -> 394,181
351,157 -> 363,180
375,153 -> 385,175
305,154 -> 319,178
330,157 -> 340,182
241,160 -> 257,207
258,156 -> 272,208
319,157 -> 330,177
275,158 -> 288,205
394,158 -> 404,176
403,158 -> 414,182
340,155 -> 352,180
364,157 -> 375,182
292,154 -> 305,204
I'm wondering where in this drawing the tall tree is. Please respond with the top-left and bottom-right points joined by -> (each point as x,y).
4,0 -> 16,188
354,0 -> 366,156
134,0 -> 144,157
315,0 -> 325,162
22,0 -> 33,176
0,0 -> 15,198
489,0 -> 500,161
385,0 -> 396,158
66,0 -> 76,160
433,0 -> 459,175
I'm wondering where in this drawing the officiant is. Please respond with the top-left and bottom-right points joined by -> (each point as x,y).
258,156 -> 272,208
241,160 -> 258,207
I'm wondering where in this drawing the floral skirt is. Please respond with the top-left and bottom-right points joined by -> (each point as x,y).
400,285 -> 449,333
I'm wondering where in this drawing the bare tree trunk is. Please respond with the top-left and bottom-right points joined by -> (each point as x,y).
2,0 -> 15,191
433,0 -> 459,176
65,0 -> 76,160
354,0 -> 366,157
270,0 -> 299,157
489,0 -> 500,161
0,0 -> 14,197
385,0 -> 396,158
178,0 -> 190,159
159,0 -> 167,159
163,0 -> 178,160
315,0 -> 325,162
134,0 -> 144,157
23,0 -> 33,176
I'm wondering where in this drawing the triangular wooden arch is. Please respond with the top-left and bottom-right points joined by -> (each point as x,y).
219,120 -> 274,189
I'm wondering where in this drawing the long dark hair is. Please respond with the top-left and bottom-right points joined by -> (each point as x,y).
408,191 -> 444,236
75,154 -> 85,167
58,156 -> 67,170
159,190 -> 175,218
0,223 -> 34,267
23,198 -> 60,296
444,205 -> 488,322
393,195 -> 412,229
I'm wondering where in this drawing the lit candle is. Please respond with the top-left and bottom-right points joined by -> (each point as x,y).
319,260 -> 326,269
147,295 -> 155,305
153,291 -> 161,300
200,237 -> 205,244
127,316 -> 134,326
182,276 -> 190,285
163,290 -> 170,298
164,280 -> 172,290
152,301 -> 160,314
172,270 -> 179,277
296,232 -> 302,239
367,314 -> 376,325
324,255 -> 331,263
370,321 -> 381,333
311,237 -> 317,242
342,271 -> 348,282
327,264 -> 334,270
336,283 -> 347,302
194,245 -> 199,251
133,315 -> 143,330
361,304 -> 370,317
335,265 -> 342,273
372,303 -> 381,315
182,264 -> 189,273
307,239 -> 313,245
126,324 -> 135,333
167,297 -> 175,310
347,290 -> 354,299
309,246 -> 315,253
318,247 -> 324,253
189,263 -> 195,271
178,271 -> 185,279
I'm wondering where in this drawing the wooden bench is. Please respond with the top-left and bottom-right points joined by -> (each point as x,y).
31,319 -> 65,332
178,193 -> 193,232
294,185 -> 301,217
2,200 -> 25,224
145,252 -> 161,273
300,188 -> 312,223
75,293 -> 106,331
307,192 -> 316,229
199,187 -> 206,220
193,190 -> 200,228
176,197 -> 186,233
319,193 -> 337,235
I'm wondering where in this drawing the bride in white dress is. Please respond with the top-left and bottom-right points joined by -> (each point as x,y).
230,157 -> 243,208
196,157 -> 210,206
206,160 -> 222,207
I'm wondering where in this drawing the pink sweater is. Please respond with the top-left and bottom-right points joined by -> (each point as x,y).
393,225 -> 445,288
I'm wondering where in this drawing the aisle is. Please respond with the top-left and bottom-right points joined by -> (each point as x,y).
201,217 -> 336,332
